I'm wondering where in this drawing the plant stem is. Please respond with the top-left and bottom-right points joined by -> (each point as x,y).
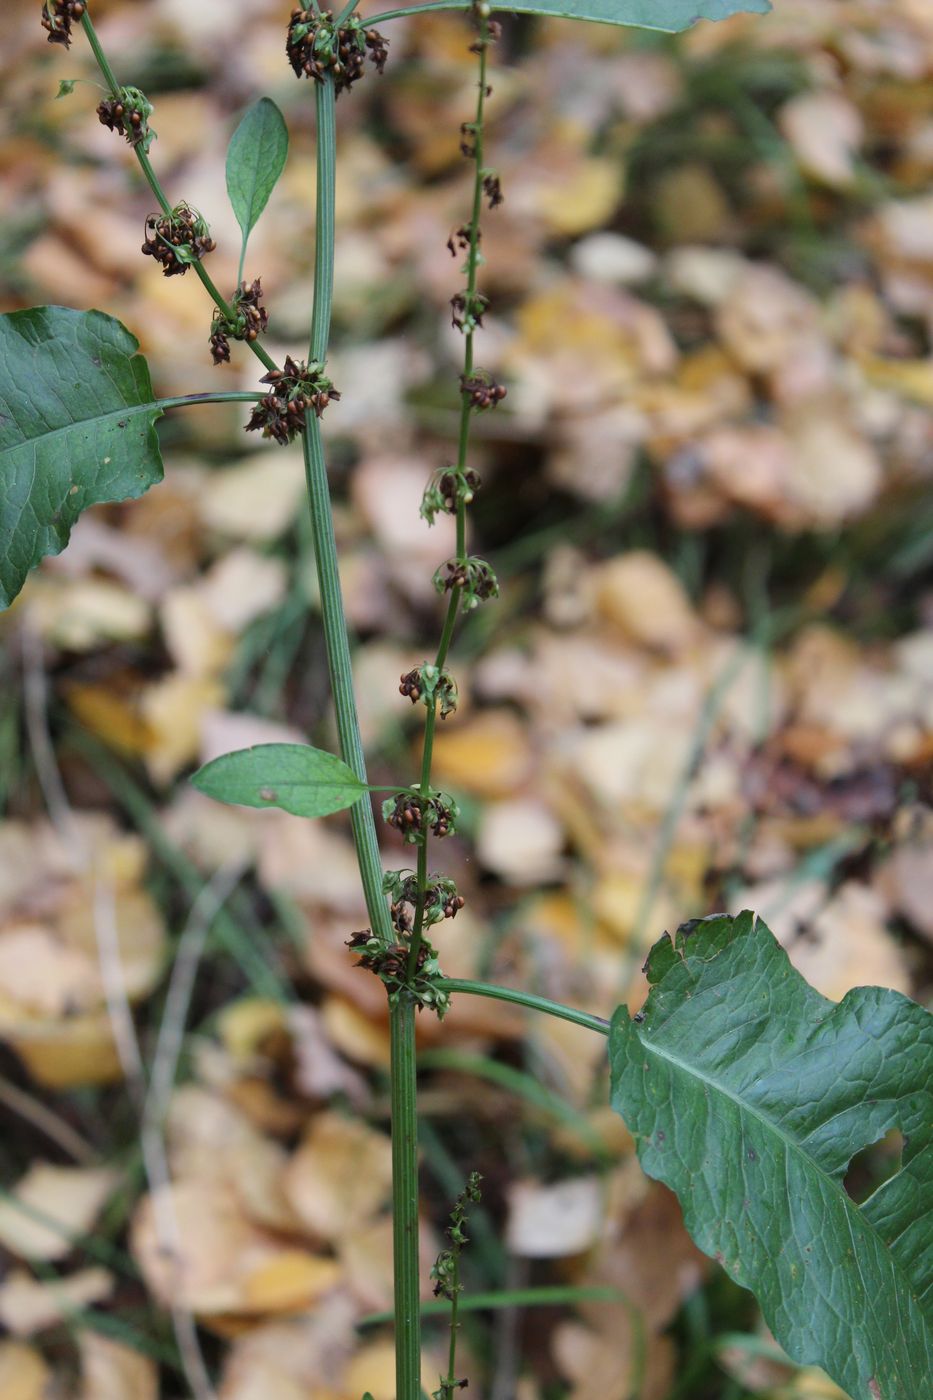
157,391 -> 264,411
437,978 -> 611,1037
309,80 -> 336,363
79,12 -> 278,375
299,73 -> 421,1400
390,991 -> 423,1400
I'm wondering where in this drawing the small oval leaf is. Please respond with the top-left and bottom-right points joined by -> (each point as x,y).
191,743 -> 366,819
226,97 -> 289,245
610,912 -> 933,1399
0,307 -> 164,611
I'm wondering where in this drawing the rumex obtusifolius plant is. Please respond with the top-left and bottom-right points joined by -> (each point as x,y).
2,3 -> 931,1399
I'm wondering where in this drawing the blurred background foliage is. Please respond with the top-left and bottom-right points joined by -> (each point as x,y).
0,0 -> 932,1396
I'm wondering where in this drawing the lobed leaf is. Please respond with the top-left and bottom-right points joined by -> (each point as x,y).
0,307 -> 164,611
369,0 -> 771,34
225,98 -> 289,247
191,743 -> 367,819
610,912 -> 933,1400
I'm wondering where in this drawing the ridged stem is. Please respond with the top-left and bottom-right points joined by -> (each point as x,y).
300,73 -> 421,1400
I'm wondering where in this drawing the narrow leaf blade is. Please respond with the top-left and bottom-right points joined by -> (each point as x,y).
225,98 -> 289,244
0,306 -> 164,611
609,912 -> 933,1399
191,743 -> 366,819
371,0 -> 771,33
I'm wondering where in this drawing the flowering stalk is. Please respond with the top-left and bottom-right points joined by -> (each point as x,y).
77,9 -> 278,374
406,4 -> 503,981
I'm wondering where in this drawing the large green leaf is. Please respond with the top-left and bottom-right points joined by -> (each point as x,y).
191,743 -> 367,819
368,0 -> 771,33
226,98 -> 289,248
0,306 -> 164,611
610,912 -> 933,1400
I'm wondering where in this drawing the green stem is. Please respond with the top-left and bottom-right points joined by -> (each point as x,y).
157,391 -> 264,411
310,80 -> 337,362
438,978 -> 610,1037
79,12 -> 277,375
299,72 -> 421,1400
390,993 -> 423,1400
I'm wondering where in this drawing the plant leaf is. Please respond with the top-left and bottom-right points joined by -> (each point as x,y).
370,0 -> 771,33
191,743 -> 367,819
609,912 -> 933,1400
225,98 -> 289,246
0,307 -> 164,611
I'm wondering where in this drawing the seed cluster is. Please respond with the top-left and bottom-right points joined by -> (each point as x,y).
451,290 -> 489,333
461,371 -> 507,411
246,356 -> 340,444
141,204 -> 215,278
40,0 -> 85,48
384,870 -> 464,933
398,663 -> 459,718
420,467 -> 481,526
286,10 -> 389,95
433,556 -> 500,611
345,929 -> 449,1014
210,279 -> 269,365
97,87 -> 155,155
382,791 -> 459,844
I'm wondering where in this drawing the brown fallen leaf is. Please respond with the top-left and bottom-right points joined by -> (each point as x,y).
78,1333 -> 158,1400
283,1111 -> 393,1245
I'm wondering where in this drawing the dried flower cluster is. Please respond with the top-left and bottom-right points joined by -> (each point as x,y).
433,556 -> 499,610
345,929 -> 450,1015
141,204 -> 215,278
97,86 -> 156,154
398,663 -> 459,718
210,279 -> 269,365
40,0 -> 84,48
460,371 -> 507,411
420,467 -> 481,525
382,791 -> 459,843
384,870 -> 464,933
246,356 -> 340,444
286,9 -> 388,95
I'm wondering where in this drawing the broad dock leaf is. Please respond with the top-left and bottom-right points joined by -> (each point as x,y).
369,0 -> 771,34
0,307 -> 164,611
610,912 -> 932,1400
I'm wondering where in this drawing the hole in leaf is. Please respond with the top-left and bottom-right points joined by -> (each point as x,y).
844,1127 -> 904,1206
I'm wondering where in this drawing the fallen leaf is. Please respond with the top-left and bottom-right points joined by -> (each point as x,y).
506,1176 -> 604,1258
283,1112 -> 393,1244
0,1163 -> 118,1261
0,1266 -> 113,1336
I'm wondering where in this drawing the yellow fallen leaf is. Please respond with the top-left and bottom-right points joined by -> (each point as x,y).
859,354 -> 933,405
78,1333 -> 158,1400
534,156 -> 625,237
65,683 -> 154,756
140,672 -> 226,784
3,1012 -> 124,1089
241,1252 -> 341,1314
0,1341 -> 52,1400
592,551 -> 699,651
283,1112 -> 393,1244
431,708 -> 534,798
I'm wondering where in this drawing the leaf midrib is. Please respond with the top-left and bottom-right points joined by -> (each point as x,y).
0,399 -> 162,467
635,1023 -> 931,1336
